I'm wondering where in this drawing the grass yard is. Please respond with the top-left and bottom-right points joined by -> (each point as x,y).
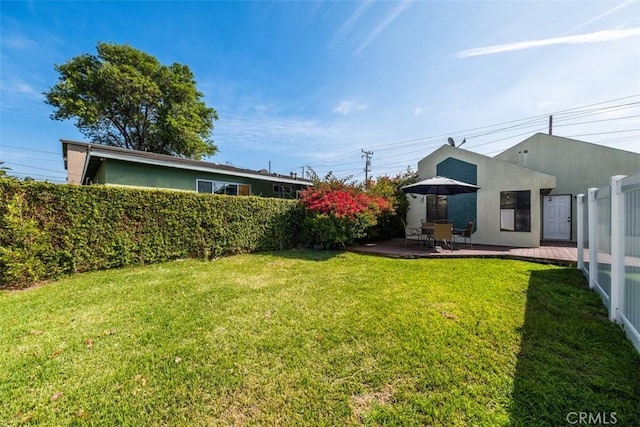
1,251 -> 639,426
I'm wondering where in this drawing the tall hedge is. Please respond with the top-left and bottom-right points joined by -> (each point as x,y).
0,179 -> 305,286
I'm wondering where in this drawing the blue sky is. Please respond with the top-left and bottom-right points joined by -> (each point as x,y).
1,0 -> 639,183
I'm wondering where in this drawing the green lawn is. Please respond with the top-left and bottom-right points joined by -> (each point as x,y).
1,251 -> 639,426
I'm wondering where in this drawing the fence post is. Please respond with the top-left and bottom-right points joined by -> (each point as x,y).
577,194 -> 584,272
609,175 -> 626,322
587,187 -> 598,289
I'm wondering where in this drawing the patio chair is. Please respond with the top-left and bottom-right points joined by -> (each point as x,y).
454,220 -> 474,247
402,220 -> 424,247
421,220 -> 435,248
433,223 -> 454,252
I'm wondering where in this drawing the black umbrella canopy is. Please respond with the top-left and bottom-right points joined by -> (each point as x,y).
401,176 -> 480,195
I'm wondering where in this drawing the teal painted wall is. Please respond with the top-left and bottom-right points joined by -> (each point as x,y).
96,159 -> 307,198
436,157 -> 477,230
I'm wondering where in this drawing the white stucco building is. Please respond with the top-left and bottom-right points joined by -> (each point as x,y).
408,133 -> 640,248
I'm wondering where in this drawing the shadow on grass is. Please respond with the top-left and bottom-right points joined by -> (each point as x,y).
510,268 -> 640,426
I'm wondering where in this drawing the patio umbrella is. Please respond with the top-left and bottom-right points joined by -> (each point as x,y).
401,176 -> 480,223
401,176 -> 480,196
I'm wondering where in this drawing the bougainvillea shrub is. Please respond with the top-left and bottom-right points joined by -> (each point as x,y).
299,180 -> 392,248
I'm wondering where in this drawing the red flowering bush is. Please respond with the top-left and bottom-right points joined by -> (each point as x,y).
299,180 -> 392,248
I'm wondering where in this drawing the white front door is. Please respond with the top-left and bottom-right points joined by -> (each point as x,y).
543,195 -> 571,240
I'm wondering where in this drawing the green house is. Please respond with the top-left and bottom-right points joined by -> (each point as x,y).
62,139 -> 312,198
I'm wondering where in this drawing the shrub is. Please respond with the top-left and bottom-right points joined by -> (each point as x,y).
299,180 -> 392,248
0,179 -> 305,286
365,169 -> 421,240
0,193 -> 54,283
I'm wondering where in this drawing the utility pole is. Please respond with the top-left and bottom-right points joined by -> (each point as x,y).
361,149 -> 373,187
549,115 -> 553,135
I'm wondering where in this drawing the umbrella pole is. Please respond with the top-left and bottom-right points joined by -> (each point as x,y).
426,195 -> 439,221
426,198 -> 429,221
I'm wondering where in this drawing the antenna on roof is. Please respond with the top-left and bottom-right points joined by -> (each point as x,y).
458,138 -> 466,148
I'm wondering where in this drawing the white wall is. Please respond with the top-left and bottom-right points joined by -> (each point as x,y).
408,145 -> 555,248
496,133 -> 640,241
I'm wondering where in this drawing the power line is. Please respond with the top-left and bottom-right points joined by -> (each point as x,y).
368,95 -> 640,151
4,161 -> 67,174
366,94 -> 640,152
0,154 -> 64,164
291,95 -> 640,174
376,104 -> 640,154
1,145 -> 61,155
551,101 -> 640,121
552,114 -> 640,128
481,132 -> 640,156
323,124 -> 640,177
545,94 -> 640,115
6,171 -> 67,182
565,128 -> 640,138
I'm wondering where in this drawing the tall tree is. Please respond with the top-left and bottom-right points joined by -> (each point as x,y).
44,42 -> 218,159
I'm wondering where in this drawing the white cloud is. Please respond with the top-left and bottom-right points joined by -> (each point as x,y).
355,0 -> 413,54
569,0 -> 637,33
1,80 -> 38,95
449,34 -> 640,156
214,113 -> 345,154
454,28 -> 640,58
211,110 -> 387,177
332,101 -> 367,115
330,0 -> 373,48
0,34 -> 35,50
0,79 -> 45,113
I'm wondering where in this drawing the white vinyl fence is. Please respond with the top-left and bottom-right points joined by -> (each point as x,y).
577,172 -> 640,353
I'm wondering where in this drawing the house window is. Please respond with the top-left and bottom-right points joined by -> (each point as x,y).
197,180 -> 213,194
500,190 -> 530,232
196,179 -> 250,196
426,195 -> 448,221
273,184 -> 292,198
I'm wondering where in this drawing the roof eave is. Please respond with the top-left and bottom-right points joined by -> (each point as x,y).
87,149 -> 312,186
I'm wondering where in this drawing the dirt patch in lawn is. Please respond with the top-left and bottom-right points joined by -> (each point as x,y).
348,382 -> 396,422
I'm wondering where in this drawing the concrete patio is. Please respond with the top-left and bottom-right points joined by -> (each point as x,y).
346,238 -> 578,266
